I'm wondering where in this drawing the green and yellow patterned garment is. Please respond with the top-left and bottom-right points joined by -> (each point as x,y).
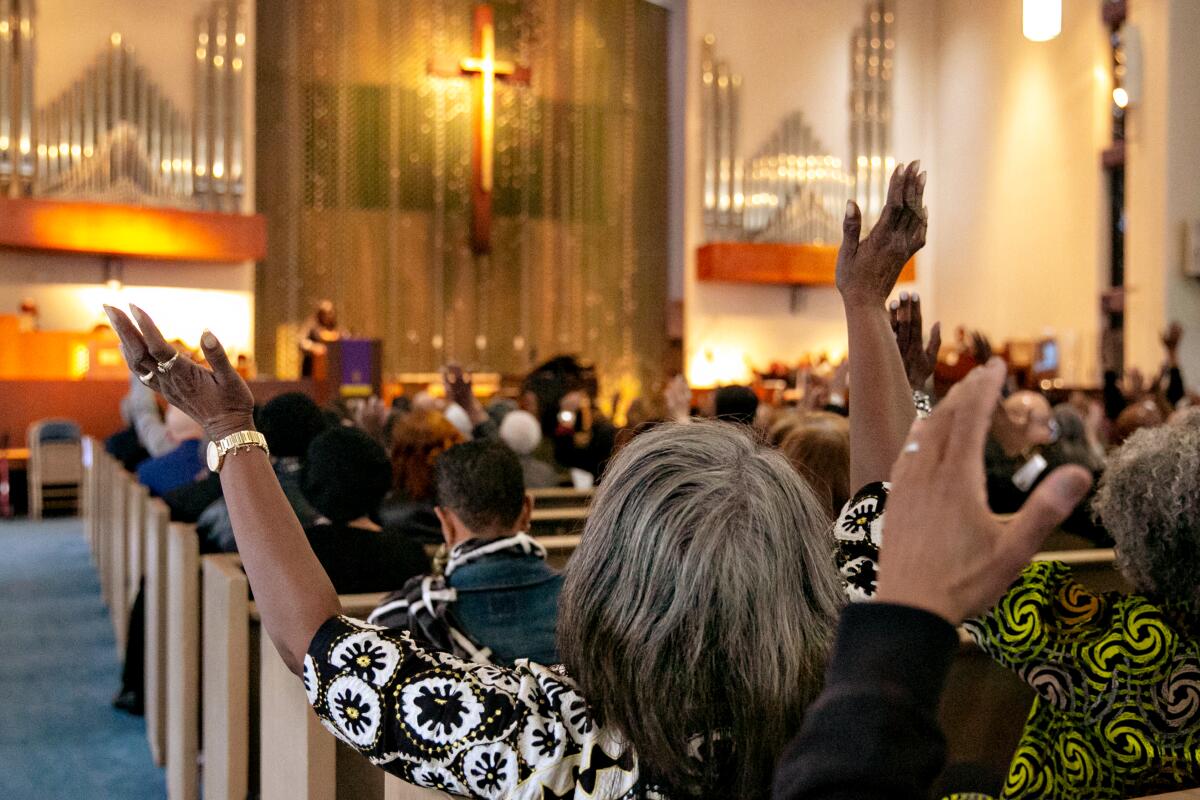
836,483 -> 1200,800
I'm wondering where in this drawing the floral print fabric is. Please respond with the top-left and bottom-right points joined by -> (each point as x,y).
306,615 -> 650,799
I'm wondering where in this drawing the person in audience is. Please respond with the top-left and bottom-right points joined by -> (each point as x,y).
197,392 -> 327,552
778,412 -> 850,519
498,409 -> 566,489
522,356 -> 618,481
135,406 -> 207,497
101,162 -> 938,799
1111,396 -> 1164,447
369,440 -> 561,665
302,427 -> 430,594
772,360 -> 1090,800
379,410 -> 464,542
828,172 -> 1200,798
710,384 -> 759,426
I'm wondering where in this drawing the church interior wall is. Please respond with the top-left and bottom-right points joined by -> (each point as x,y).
0,0 -> 257,355
682,0 -> 937,385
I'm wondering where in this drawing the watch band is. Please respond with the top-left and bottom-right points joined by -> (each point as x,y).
913,389 -> 933,419
211,430 -> 269,472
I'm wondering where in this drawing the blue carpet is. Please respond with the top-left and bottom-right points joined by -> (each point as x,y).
0,518 -> 166,800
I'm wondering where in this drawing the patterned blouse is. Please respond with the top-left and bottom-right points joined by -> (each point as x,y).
305,615 -> 670,799
836,482 -> 1200,800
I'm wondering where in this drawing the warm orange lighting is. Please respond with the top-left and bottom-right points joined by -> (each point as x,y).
1023,0 -> 1061,42
0,197 -> 267,262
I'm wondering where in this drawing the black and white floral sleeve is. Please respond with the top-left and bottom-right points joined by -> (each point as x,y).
833,482 -> 888,601
305,615 -> 641,799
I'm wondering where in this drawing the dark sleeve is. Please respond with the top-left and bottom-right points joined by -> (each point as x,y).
1167,366 -> 1185,407
162,473 -> 224,523
1103,369 -> 1126,421
772,603 -> 958,800
471,418 -> 499,441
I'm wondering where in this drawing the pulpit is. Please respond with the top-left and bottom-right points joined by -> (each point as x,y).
313,338 -> 383,404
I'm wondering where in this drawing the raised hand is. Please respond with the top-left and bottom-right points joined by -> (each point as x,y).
889,292 -> 941,391
876,360 -> 1092,624
836,160 -> 927,308
443,363 -> 488,426
1162,321 -> 1183,359
104,304 -> 254,442
663,374 -> 693,423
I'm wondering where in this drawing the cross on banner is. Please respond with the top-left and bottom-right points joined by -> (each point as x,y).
429,4 -> 531,254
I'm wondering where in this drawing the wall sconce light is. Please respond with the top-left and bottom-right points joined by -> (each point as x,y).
1023,0 -> 1062,42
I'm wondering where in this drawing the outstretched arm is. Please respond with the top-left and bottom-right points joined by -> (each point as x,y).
106,304 -> 339,675
837,161 -> 928,490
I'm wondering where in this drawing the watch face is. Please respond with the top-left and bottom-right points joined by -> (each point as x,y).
206,440 -> 221,472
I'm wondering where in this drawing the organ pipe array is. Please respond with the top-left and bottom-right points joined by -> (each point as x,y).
0,0 -> 247,209
701,0 -> 894,245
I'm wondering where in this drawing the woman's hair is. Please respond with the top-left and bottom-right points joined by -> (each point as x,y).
778,413 -> 851,518
303,427 -> 392,524
1094,409 -> 1200,610
388,411 -> 465,502
558,421 -> 845,796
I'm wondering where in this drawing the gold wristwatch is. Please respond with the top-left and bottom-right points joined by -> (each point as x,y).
206,430 -> 270,473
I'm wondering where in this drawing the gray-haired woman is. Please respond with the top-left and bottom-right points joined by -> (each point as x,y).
103,165 -> 930,799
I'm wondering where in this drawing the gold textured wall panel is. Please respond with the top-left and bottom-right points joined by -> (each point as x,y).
255,0 -> 669,399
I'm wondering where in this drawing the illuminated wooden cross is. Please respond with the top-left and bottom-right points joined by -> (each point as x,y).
429,4 -> 530,254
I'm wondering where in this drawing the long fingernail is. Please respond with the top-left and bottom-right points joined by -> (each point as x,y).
102,305 -> 116,320
900,291 -> 909,301
912,292 -> 920,302
918,171 -> 927,187
202,330 -> 217,349
912,159 -> 921,172
889,300 -> 900,311
845,199 -> 854,215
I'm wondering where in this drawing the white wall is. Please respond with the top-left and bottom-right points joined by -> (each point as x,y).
682,0 -> 1122,387
1126,0 -> 1200,381
682,0 -> 937,385
0,0 -> 256,356
928,0 -> 1109,385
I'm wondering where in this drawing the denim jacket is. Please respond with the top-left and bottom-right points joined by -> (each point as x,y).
446,551 -> 563,666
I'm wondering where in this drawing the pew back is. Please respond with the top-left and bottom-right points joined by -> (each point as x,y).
165,523 -> 200,800
143,497 -> 170,767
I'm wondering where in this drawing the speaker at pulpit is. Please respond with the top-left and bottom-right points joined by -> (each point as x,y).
313,338 -> 382,402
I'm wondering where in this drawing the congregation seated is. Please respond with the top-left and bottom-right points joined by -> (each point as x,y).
302,427 -> 430,594
368,439 -> 562,665
107,304 -> 855,797
197,392 -> 326,553
135,406 -> 207,498
710,383 -> 759,426
378,410 -> 464,542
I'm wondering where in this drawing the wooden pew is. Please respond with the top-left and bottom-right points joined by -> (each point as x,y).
143,497 -> 171,768
528,506 -> 588,538
202,555 -> 253,800
165,523 -> 201,800
126,480 -> 149,611
528,486 -> 593,509
110,466 -> 131,651
81,436 -> 96,550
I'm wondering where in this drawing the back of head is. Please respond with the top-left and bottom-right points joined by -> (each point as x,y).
778,414 -> 850,517
498,410 -> 542,455
303,427 -> 393,524
558,420 -> 844,795
389,411 -> 465,502
1094,409 -> 1200,611
714,385 -> 759,426
1113,398 -> 1164,446
434,440 -> 527,536
258,392 -> 328,458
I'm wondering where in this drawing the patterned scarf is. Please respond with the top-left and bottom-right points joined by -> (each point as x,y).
366,532 -> 548,664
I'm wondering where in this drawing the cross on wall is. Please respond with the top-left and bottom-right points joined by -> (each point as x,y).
429,4 -> 531,255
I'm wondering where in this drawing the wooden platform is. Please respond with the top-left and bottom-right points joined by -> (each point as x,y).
0,197 -> 266,262
697,241 -> 916,286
